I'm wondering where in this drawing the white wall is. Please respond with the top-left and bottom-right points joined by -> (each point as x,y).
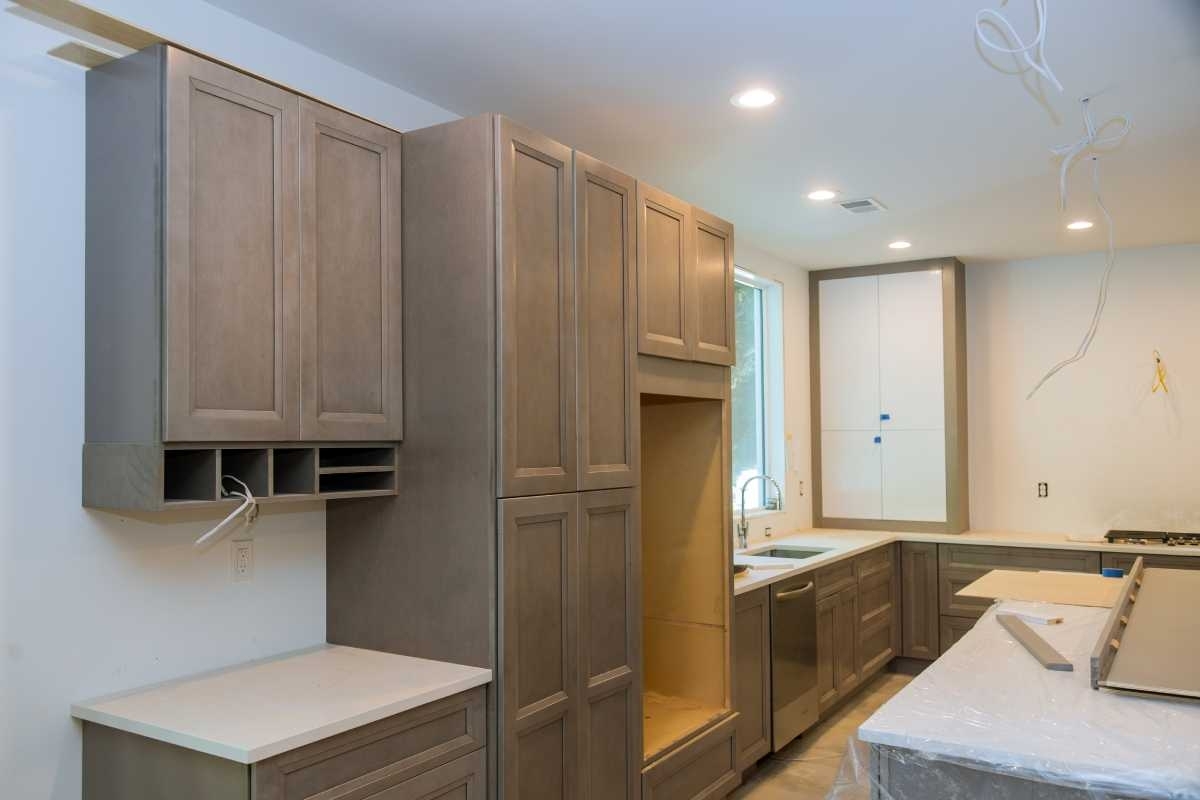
734,243 -> 813,545
0,6 -> 455,798
967,243 -> 1200,535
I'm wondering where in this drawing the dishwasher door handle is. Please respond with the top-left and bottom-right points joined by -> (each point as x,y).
774,582 -> 815,601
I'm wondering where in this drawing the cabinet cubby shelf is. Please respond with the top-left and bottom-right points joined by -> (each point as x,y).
83,442 -> 398,512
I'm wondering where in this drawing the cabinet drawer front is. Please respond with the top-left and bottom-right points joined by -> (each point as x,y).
816,559 -> 856,599
376,749 -> 486,800
1101,552 -> 1200,573
642,714 -> 739,800
939,566 -> 994,618
859,617 -> 895,678
253,687 -> 485,800
857,567 -> 894,626
938,544 -> 1099,574
856,544 -> 894,580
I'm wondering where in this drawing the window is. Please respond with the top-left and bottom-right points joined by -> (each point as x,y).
732,268 -> 784,512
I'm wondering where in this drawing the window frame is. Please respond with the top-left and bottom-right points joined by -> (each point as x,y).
732,267 -> 786,517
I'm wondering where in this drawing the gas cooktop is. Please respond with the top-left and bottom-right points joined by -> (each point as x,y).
1105,530 -> 1200,546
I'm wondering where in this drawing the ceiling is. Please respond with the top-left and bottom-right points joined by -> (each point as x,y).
206,0 -> 1200,269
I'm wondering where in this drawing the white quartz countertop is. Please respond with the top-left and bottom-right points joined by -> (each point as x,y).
733,527 -> 1200,596
71,645 -> 492,764
857,602 -> 1200,797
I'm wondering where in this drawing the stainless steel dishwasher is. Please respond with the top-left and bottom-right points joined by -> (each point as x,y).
770,572 -> 818,750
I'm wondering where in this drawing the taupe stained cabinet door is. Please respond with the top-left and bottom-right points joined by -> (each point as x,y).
733,587 -> 770,770
497,118 -> 577,497
578,488 -> 640,800
163,49 -> 300,441
500,493 -> 578,800
900,542 -> 939,660
575,153 -> 638,491
299,99 -> 403,441
635,183 -> 693,361
691,209 -> 735,366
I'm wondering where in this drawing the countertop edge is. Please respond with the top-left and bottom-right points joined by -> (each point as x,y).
71,666 -> 492,764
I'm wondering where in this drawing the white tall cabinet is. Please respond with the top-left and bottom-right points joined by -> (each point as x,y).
811,259 -> 968,533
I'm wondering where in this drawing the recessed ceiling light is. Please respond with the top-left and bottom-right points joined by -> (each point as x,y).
1066,220 -> 1094,231
730,88 -> 777,109
888,240 -> 912,250
807,189 -> 837,201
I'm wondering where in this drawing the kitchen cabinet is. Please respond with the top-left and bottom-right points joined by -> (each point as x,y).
900,542 -> 940,660
939,615 -> 976,655
576,153 -> 640,491
636,184 -> 735,366
1101,552 -> 1200,572
733,587 -> 770,771
811,259 -> 968,532
82,687 -> 487,800
856,545 -> 898,677
298,99 -> 403,442
816,584 -> 859,714
498,489 -> 640,800
84,45 -> 405,511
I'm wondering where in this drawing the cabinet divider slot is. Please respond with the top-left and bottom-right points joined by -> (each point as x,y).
318,446 -> 396,470
319,471 -> 396,495
163,449 -> 218,503
218,448 -> 270,498
272,447 -> 317,496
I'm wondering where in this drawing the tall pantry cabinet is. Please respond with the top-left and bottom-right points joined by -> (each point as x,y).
810,259 -> 968,533
326,115 -> 643,800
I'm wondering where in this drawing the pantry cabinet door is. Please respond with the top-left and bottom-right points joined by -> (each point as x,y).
163,48 -> 300,441
691,209 -> 735,366
299,99 -> 403,441
878,269 -> 945,431
499,493 -> 579,800
576,153 -> 638,491
881,429 -> 947,522
497,117 -> 577,497
820,430 -> 882,521
636,182 -> 693,361
818,275 -> 880,431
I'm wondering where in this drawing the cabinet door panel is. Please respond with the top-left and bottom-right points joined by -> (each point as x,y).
881,429 -> 947,522
818,275 -> 879,431
900,542 -> 940,660
299,99 -> 402,441
692,209 -> 735,366
576,154 -> 638,490
497,118 -> 576,496
821,431 -> 882,520
733,587 -> 770,770
579,488 -> 640,800
636,183 -> 693,360
163,49 -> 299,441
834,588 -> 860,696
816,594 -> 837,711
499,493 -> 578,800
878,269 -> 945,431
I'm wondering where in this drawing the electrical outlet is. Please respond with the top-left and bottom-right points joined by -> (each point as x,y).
232,539 -> 253,582
1037,482 -> 1049,499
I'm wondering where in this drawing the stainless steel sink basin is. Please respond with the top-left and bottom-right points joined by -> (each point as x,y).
752,546 -> 830,560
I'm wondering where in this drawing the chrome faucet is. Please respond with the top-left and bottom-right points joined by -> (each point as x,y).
738,474 -> 783,549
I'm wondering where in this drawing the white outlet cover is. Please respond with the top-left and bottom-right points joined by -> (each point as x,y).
232,539 -> 253,582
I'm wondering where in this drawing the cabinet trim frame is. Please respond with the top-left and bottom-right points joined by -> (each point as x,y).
809,257 -> 969,534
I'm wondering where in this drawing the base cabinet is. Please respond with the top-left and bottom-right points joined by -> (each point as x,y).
732,588 -> 770,771
641,714 -> 739,800
816,585 -> 859,714
900,542 -> 939,659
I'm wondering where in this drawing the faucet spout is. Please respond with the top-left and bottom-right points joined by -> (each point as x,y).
737,474 -> 783,550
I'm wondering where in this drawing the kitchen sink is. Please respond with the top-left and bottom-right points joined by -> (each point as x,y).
753,546 -> 830,560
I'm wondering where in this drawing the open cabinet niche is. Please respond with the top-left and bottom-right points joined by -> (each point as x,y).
640,393 -> 733,763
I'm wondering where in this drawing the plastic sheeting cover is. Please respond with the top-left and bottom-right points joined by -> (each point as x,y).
840,601 -> 1200,799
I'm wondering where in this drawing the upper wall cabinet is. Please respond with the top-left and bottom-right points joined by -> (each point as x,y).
635,183 -> 735,366
86,45 -> 402,448
299,99 -> 404,442
811,259 -> 968,533
84,45 -> 402,510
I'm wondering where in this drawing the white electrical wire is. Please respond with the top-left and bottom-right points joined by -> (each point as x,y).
975,0 -> 1063,93
1026,156 -> 1117,399
193,475 -> 258,548
1051,97 -> 1132,210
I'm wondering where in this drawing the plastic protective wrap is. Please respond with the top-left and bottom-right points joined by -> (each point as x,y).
830,601 -> 1200,800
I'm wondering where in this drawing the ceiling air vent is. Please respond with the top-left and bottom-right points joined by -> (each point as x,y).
838,197 -> 887,214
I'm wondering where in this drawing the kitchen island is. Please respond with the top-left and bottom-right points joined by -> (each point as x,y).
854,600 -> 1200,799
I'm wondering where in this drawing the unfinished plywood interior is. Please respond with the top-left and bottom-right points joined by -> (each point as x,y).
640,393 -> 731,763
